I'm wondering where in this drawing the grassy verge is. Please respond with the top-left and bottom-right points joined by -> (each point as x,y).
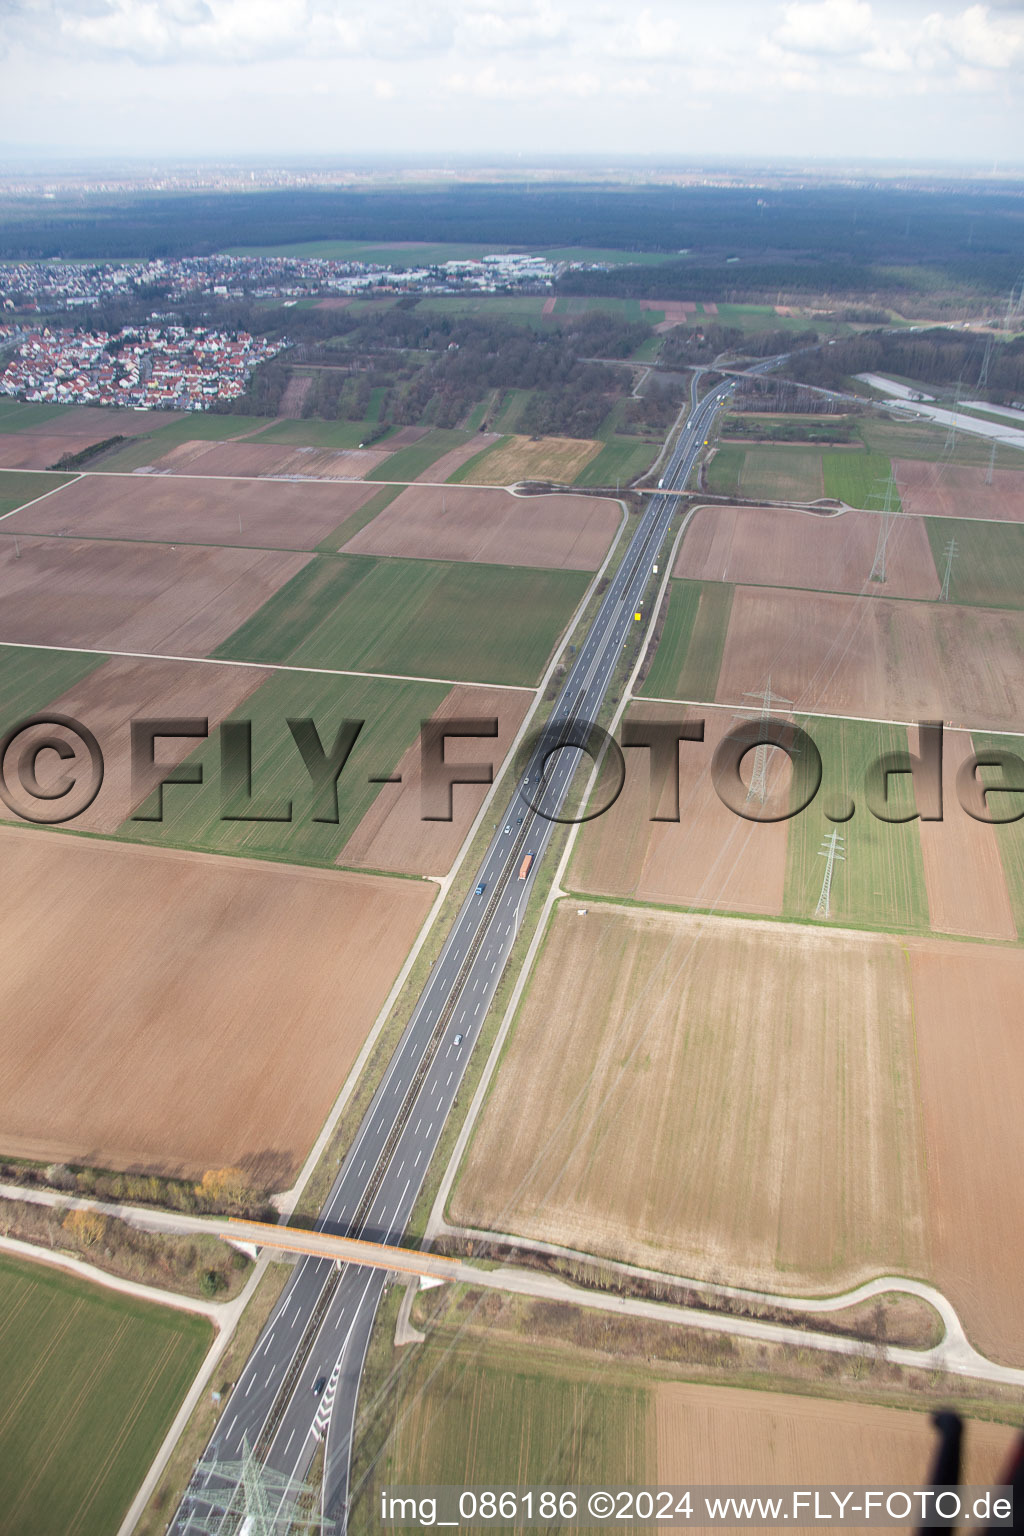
0,1250 -> 212,1536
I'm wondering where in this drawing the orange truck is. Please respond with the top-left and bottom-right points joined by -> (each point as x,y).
518,853 -> 534,880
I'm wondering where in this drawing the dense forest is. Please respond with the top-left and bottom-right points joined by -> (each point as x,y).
223,302 -> 648,434
783,327 -> 1024,400
2,182 -> 1022,299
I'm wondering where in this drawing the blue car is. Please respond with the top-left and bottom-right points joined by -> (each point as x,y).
475,882 -> 486,896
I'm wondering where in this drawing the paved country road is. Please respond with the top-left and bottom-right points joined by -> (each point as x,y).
171,377 -> 737,1534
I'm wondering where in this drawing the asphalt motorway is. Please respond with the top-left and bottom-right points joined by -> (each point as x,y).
173,375 -> 737,1534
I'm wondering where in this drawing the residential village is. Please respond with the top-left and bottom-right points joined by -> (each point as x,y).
0,324 -> 287,410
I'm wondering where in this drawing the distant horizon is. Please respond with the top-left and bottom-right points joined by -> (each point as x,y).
2,151 -> 1024,181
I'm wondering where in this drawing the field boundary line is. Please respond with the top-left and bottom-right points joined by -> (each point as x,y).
0,471 -> 83,525
638,694 -> 1024,741
0,639 -> 530,692
271,498 -> 632,1218
425,505 -> 697,1250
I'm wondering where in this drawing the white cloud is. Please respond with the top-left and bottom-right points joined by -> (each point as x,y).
922,3 -> 1024,67
773,0 -> 877,56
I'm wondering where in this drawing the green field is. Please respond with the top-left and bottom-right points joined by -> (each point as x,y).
0,643 -> 106,730
317,483 -> 403,553
856,418 -> 1023,470
573,435 -> 659,487
487,388 -> 537,435
0,468 -> 74,515
822,449 -> 898,509
367,427 -> 476,482
709,445 -> 825,501
784,714 -> 929,933
924,518 -> 1024,609
552,295 -> 663,325
214,554 -> 586,686
705,444 -> 743,497
640,579 -> 733,701
0,400 -> 79,432
361,1329 -> 651,1525
0,1252 -> 210,1536
969,731 -> 1024,932
227,239 -> 507,263
413,295 -> 551,329
248,416 -> 392,450
96,413 -> 272,471
123,669 -> 448,864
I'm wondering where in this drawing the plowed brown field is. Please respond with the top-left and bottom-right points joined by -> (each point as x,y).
571,705 -> 789,915
894,459 -> 1024,521
339,683 -> 533,875
0,655 -> 270,833
0,828 -> 434,1183
639,299 -> 696,332
908,939 -> 1024,1365
152,440 -> 392,480
716,586 -> 1023,730
7,472 -> 376,549
0,535 -> 309,654
676,504 -> 940,599
340,484 -> 620,569
917,727 -> 1016,940
453,904 -> 926,1293
11,407 -> 178,439
0,436 -> 86,469
656,1383 -> 1017,1523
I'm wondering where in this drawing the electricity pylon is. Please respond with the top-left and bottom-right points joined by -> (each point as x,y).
178,1436 -> 328,1534
735,675 -> 792,806
815,830 -> 845,919
939,537 -> 958,602
869,472 -> 900,583
986,441 -> 997,486
943,378 -> 962,456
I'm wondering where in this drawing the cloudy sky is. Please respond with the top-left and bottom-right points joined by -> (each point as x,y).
1,0 -> 1022,165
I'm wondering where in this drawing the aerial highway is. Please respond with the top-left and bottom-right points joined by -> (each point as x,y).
174,374 -> 737,1533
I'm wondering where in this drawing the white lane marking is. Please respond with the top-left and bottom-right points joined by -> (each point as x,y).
245,1375 -> 254,1396
265,1368 -> 275,1387
285,1428 -> 296,1456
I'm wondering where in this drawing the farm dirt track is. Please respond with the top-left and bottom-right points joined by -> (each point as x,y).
0,827 -> 434,1184
340,484 -> 620,570
908,939 -> 1024,1366
894,460 -> 1024,521
656,1383 -> 1017,1520
0,535 -> 309,654
916,727 -> 1016,941
453,904 -> 926,1294
676,504 -> 941,600
148,439 -> 392,480
571,705 -> 789,916
0,654 -> 270,833
339,684 -> 532,875
8,470 -> 378,549
715,585 -> 1024,730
